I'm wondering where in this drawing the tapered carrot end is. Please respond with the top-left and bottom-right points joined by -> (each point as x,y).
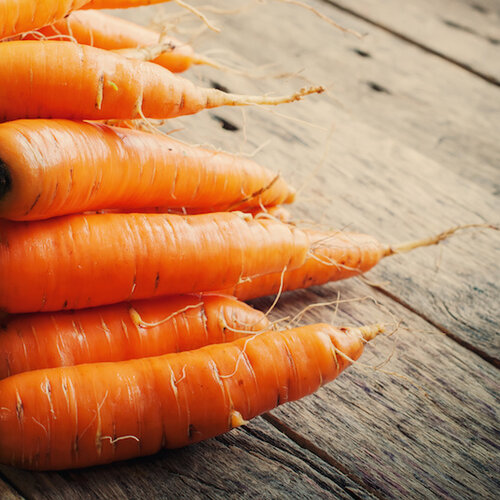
385,223 -> 498,257
207,85 -> 325,109
359,323 -> 385,342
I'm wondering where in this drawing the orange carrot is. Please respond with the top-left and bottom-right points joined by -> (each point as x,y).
0,212 -> 308,313
0,0 -> 90,39
15,10 -> 199,73
220,225 -> 489,300
222,230 -> 386,300
0,119 -> 295,221
0,322 -> 383,470
0,41 -> 323,121
0,294 -> 269,379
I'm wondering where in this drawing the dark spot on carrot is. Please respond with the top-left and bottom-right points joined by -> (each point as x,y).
211,115 -> 240,131
179,93 -> 185,111
210,80 -> 230,93
276,391 -> 281,406
0,159 -> 12,199
367,81 -> 391,94
0,231 -> 8,248
238,379 -> 244,386
353,48 -> 371,58
155,272 -> 160,290
63,300 -> 68,309
188,424 -> 197,439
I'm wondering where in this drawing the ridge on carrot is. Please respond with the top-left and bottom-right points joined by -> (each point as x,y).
0,212 -> 308,313
0,119 -> 295,221
0,41 -> 324,122
0,322 -> 383,470
0,294 -> 270,379
221,224 -> 496,300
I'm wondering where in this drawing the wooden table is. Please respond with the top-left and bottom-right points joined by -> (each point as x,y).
1,1 -> 498,498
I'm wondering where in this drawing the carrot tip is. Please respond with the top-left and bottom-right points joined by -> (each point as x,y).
359,324 -> 385,342
386,223 -> 499,256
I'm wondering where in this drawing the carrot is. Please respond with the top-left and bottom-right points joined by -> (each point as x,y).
15,10 -> 200,73
0,41 -> 323,122
221,230 -> 385,300
221,225 -> 493,300
0,212 -> 308,314
0,119 -> 295,221
0,0 -> 90,39
0,294 -> 269,379
0,321 -> 383,470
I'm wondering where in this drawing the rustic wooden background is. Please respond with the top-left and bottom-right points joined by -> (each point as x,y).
0,0 -> 498,498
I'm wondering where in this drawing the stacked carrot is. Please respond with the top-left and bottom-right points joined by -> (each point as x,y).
0,0 -> 390,471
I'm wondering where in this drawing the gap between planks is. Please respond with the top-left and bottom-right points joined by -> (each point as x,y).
364,282 -> 500,369
321,0 -> 500,86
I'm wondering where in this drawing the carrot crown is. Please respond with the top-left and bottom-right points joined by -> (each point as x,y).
0,160 -> 11,199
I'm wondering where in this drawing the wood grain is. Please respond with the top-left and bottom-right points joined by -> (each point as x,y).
252,280 -> 499,499
325,0 -> 500,84
0,479 -> 23,500
145,0 -> 500,357
2,1 -> 498,498
0,417 -> 377,499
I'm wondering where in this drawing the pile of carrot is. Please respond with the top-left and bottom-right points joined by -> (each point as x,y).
0,0 -> 473,472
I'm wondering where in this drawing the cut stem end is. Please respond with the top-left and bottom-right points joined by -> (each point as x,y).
0,159 -> 12,200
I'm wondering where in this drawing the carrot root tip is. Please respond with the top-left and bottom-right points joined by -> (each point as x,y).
359,323 -> 385,342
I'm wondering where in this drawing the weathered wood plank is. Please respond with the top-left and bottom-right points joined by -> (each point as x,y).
4,2 -> 497,499
252,282 -> 499,499
325,0 -> 500,84
110,1 -> 500,196
190,0 -> 500,353
0,417 -> 376,500
0,478 -> 23,500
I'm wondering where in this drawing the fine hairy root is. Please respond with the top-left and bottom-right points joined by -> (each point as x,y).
385,223 -> 499,256
219,85 -> 325,107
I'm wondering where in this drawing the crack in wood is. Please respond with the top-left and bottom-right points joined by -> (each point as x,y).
262,413 -> 386,500
321,0 -> 500,86
364,284 -> 500,369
